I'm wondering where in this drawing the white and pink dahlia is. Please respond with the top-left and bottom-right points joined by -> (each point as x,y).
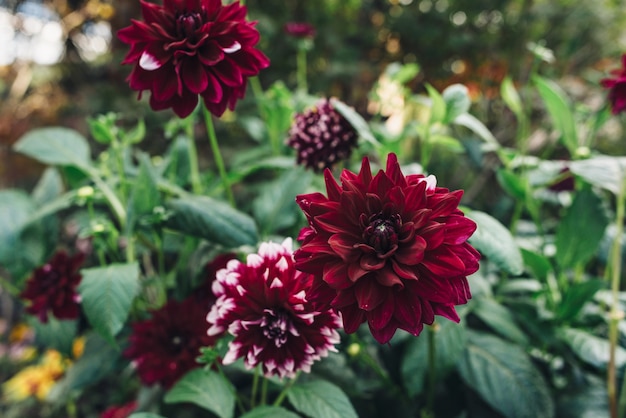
207,239 -> 341,379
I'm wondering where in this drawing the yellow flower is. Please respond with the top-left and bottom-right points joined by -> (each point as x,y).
72,336 -> 86,360
2,350 -> 68,402
8,323 -> 33,344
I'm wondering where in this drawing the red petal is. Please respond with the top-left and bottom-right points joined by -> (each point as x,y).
181,59 -> 209,94
366,291 -> 395,330
354,278 -> 386,311
341,305 -> 366,334
201,71 -> 224,103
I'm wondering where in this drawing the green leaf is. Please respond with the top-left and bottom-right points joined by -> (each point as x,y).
472,298 -> 529,345
260,81 -> 294,141
555,188 -> 609,270
165,369 -> 235,418
0,190 -> 44,278
533,75 -> 578,155
287,379 -> 358,418
424,84 -> 446,124
385,62 -> 420,84
452,113 -> 500,150
331,98 -> 378,146
127,154 -> 161,232
29,316 -> 77,356
48,333 -> 120,400
13,127 -> 92,169
32,168 -> 64,206
164,135 -> 192,187
125,118 -> 146,144
458,331 -> 554,418
556,280 -> 605,322
496,168 -> 527,201
252,167 -> 313,235
78,263 -> 140,343
560,327 -> 626,370
240,406 -> 301,418
401,318 -> 466,396
501,77 -> 524,121
467,210 -> 524,275
442,83 -> 471,123
166,195 -> 258,248
521,248 -> 553,281
569,155 -> 626,196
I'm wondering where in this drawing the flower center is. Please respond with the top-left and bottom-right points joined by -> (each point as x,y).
363,213 -> 401,255
176,12 -> 202,39
261,309 -> 292,348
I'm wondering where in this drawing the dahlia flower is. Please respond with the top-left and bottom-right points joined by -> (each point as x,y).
124,297 -> 217,388
100,401 -> 137,418
207,239 -> 341,379
284,22 -> 317,39
286,98 -> 358,172
20,251 -> 85,323
118,0 -> 270,118
294,153 -> 480,344
601,54 -> 626,115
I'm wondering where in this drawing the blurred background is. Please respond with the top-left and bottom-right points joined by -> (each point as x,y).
1,0 -> 625,189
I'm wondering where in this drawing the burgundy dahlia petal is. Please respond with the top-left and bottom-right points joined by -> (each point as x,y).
20,251 -> 85,323
124,297 -> 218,388
206,239 -> 341,379
284,22 -> 317,39
118,0 -> 270,118
286,98 -> 359,172
601,53 -> 626,115
294,153 -> 481,344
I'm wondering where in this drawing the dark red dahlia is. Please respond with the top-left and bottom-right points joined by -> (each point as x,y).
20,251 -> 85,323
124,297 -> 218,388
294,153 -> 480,344
601,54 -> 626,115
207,239 -> 341,378
118,0 -> 270,118
100,401 -> 137,418
286,98 -> 359,172
284,22 -> 316,39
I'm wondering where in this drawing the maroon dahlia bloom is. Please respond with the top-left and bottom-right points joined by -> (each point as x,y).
601,54 -> 626,115
284,22 -> 316,39
20,251 -> 85,323
100,401 -> 137,418
207,239 -> 341,378
294,153 -> 480,344
124,297 -> 218,388
118,0 -> 270,118
286,98 -> 359,172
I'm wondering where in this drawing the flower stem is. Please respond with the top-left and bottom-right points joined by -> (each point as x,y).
260,376 -> 269,406
426,323 -> 438,417
608,181 -> 626,418
250,366 -> 260,408
296,47 -> 308,94
273,373 -> 299,407
202,105 -> 235,206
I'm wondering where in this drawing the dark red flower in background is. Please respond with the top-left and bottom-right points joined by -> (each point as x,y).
20,251 -> 85,323
100,401 -> 137,418
601,54 -> 626,114
284,22 -> 316,39
124,297 -> 218,388
286,98 -> 358,172
294,153 -> 480,344
207,239 -> 341,378
118,0 -> 270,118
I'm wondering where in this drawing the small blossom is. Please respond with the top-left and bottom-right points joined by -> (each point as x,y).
207,239 -> 341,379
100,401 -> 138,418
284,22 -> 316,39
20,251 -> 85,323
2,350 -> 68,401
294,153 -> 480,344
118,0 -> 270,118
601,54 -> 626,114
124,297 -> 218,388
287,98 -> 359,172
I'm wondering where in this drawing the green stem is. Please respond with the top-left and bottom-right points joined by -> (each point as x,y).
296,47 -> 308,94
608,182 -> 626,418
251,366 -> 260,408
274,373 -> 299,407
202,105 -> 235,206
260,376 -> 269,406
426,323 -> 437,417
187,135 -> 203,194
89,172 -> 126,228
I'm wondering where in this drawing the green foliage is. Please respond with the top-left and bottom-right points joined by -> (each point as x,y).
13,127 -> 92,170
239,406 -> 300,418
164,369 -> 236,418
466,210 -> 524,275
458,331 -> 555,418
286,379 -> 358,418
78,263 -> 140,344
